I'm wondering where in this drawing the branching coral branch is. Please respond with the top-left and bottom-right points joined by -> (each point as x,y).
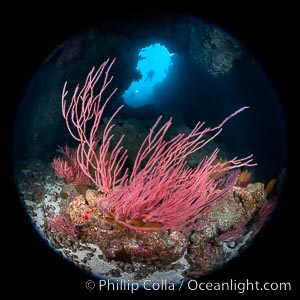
102,148 -> 254,230
52,145 -> 90,185
62,58 -> 128,193
48,214 -> 77,236
61,58 -> 256,231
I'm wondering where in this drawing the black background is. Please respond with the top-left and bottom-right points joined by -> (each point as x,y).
4,3 -> 297,298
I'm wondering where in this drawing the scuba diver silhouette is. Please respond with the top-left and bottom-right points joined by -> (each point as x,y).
144,69 -> 155,82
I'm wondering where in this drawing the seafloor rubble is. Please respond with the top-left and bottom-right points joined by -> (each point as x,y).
16,159 -> 277,284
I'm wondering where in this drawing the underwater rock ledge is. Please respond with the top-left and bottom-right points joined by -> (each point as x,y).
16,160 -> 275,282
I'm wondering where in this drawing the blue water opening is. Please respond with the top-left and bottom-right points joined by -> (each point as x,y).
122,43 -> 174,108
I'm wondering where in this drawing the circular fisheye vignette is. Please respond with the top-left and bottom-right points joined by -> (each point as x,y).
13,12 -> 287,285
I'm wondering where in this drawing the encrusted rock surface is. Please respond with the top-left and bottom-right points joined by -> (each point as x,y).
16,161 -> 277,282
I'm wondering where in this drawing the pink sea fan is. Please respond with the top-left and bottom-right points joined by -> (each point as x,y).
250,200 -> 277,237
51,145 -> 91,185
101,148 -> 252,230
216,222 -> 248,243
48,214 -> 77,236
61,58 -> 256,231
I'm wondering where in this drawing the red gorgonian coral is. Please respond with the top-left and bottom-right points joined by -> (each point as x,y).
52,145 -> 91,185
48,214 -> 78,236
60,58 -> 256,230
